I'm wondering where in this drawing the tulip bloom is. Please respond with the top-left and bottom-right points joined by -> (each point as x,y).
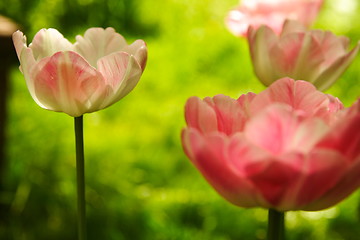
226,0 -> 323,37
182,78 -> 360,211
248,20 -> 360,91
13,27 -> 147,117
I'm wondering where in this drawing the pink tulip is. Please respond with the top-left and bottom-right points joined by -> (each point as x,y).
182,78 -> 360,211
13,27 -> 147,117
248,20 -> 360,91
226,0 -> 323,37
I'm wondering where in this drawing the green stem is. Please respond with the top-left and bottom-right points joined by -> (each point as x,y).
267,209 -> 285,240
74,116 -> 86,240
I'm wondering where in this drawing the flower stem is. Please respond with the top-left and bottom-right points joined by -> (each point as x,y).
74,116 -> 86,240
267,209 -> 285,240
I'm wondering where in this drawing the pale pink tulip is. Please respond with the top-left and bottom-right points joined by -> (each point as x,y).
182,78 -> 360,211
248,20 -> 360,91
226,0 -> 323,37
13,27 -> 147,117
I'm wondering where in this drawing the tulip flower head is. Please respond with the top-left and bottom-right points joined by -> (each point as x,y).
182,78 -> 360,211
248,20 -> 360,91
13,27 -> 147,117
226,0 -> 323,37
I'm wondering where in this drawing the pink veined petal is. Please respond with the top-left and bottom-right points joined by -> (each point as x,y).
314,94 -> 344,124
289,149 -> 347,210
311,31 -> 349,62
270,30 -> 331,82
96,52 -> 143,109
204,94 -> 250,134
74,27 -> 127,67
316,111 -> 360,161
288,118 -> 329,153
29,28 -> 73,61
303,155 -> 360,211
181,128 -> 265,208
32,51 -> 105,117
121,39 -> 148,70
244,149 -> 346,211
184,97 -> 218,133
250,78 -> 329,117
236,92 -> 257,120
244,157 -> 302,208
245,103 -> 301,155
270,32 -> 307,77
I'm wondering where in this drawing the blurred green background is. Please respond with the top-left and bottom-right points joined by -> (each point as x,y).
1,0 -> 360,239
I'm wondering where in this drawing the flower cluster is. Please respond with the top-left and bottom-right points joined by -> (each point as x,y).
182,0 -> 360,212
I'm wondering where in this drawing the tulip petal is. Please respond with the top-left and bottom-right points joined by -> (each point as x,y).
31,51 -> 105,116
182,128 -> 267,208
19,48 -> 45,108
185,97 -> 218,133
272,31 -> 326,81
29,28 -> 73,60
313,41 -> 360,90
74,27 -> 127,67
250,78 -> 329,117
280,20 -> 307,36
122,39 -> 148,70
12,30 -> 27,60
303,155 -> 360,211
245,103 -> 301,155
290,150 -> 347,210
96,52 -> 143,109
244,158 -> 301,207
204,94 -> 251,134
317,112 -> 360,161
289,118 -> 329,153
248,25 -> 279,86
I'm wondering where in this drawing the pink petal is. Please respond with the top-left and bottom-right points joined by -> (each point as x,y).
250,78 -> 329,117
280,20 -> 307,36
96,52 -> 143,109
303,155 -> 360,211
311,31 -> 349,61
313,41 -> 360,90
287,150 -> 347,210
288,118 -> 329,153
245,103 -> 301,155
271,31 -> 327,81
316,108 -> 360,161
245,149 -> 347,211
74,27 -> 127,67
32,51 -> 105,116
29,28 -> 73,60
184,97 -> 218,133
204,94 -> 250,134
244,156 -> 302,208
181,128 -> 267,208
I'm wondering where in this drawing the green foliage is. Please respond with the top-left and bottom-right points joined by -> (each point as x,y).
1,0 -> 360,239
